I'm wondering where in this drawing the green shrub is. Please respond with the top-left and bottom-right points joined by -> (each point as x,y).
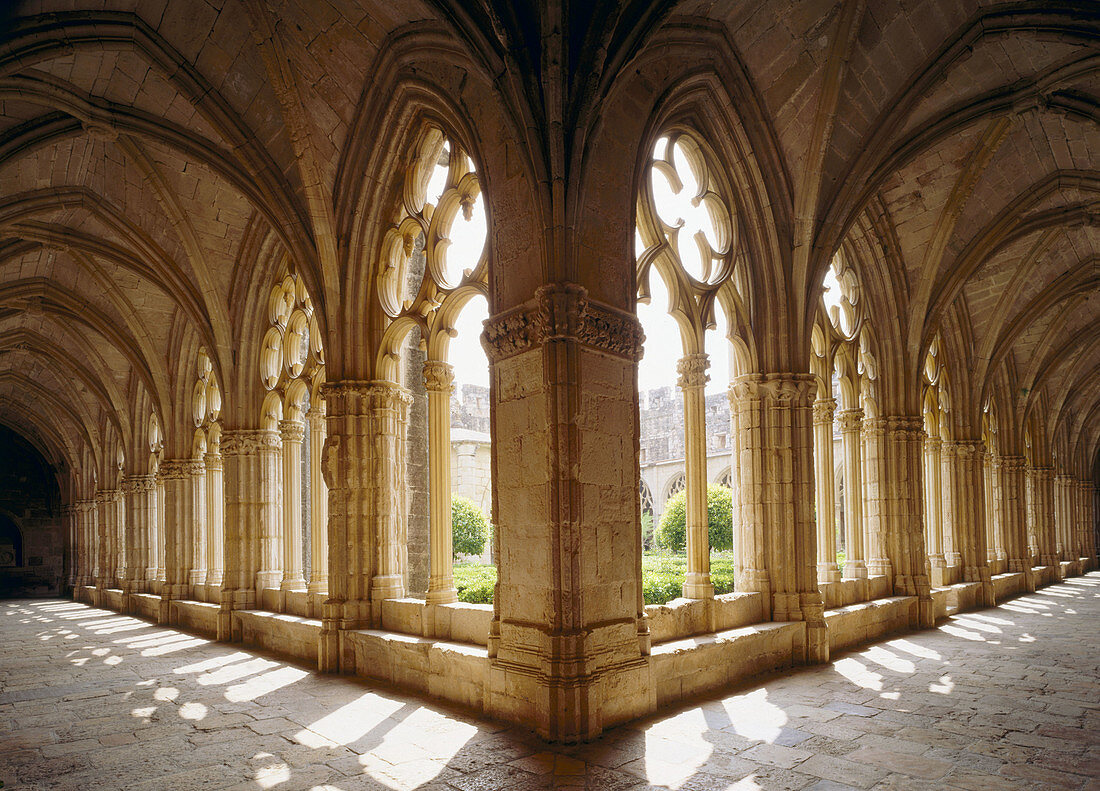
656,484 -> 734,552
451,496 -> 489,558
454,563 -> 495,604
641,511 -> 655,550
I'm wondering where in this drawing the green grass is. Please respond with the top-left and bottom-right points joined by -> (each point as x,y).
452,551 -> 739,606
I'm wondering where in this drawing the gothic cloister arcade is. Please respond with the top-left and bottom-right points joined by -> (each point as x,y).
0,0 -> 1098,745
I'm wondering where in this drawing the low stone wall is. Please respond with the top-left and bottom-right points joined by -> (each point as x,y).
992,572 -> 1026,601
380,599 -> 493,645
650,621 -> 806,706
172,599 -> 219,635
645,591 -> 763,644
825,595 -> 915,653
234,610 -> 321,668
130,592 -> 162,621
345,629 -> 489,712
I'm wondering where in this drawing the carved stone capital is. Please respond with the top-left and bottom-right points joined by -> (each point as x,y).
220,429 -> 282,456
159,459 -> 204,479
122,474 -> 157,494
203,452 -> 223,472
812,397 -> 837,424
676,354 -> 710,390
865,415 -> 924,441
279,420 -> 306,444
729,373 -> 816,404
422,360 -> 455,393
482,283 -> 644,362
94,489 -> 116,504
320,380 -> 412,417
951,440 -> 984,458
836,408 -> 864,433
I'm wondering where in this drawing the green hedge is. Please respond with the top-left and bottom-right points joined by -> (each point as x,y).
454,563 -> 495,604
641,551 -> 736,605
452,551 -> 738,606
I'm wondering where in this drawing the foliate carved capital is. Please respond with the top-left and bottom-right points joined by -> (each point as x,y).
122,474 -> 157,493
422,360 -> 455,393
94,490 -> 112,504
676,354 -> 710,390
836,408 -> 864,433
159,459 -> 204,479
203,452 -> 222,472
812,397 -> 837,424
999,455 -> 1027,473
865,416 -> 924,441
75,498 -> 97,512
729,373 -> 816,404
481,283 -> 644,362
279,420 -> 306,444
220,429 -> 282,457
951,440 -> 984,458
320,380 -> 412,417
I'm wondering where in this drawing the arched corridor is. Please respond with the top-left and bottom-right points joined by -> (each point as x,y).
0,0 -> 1098,749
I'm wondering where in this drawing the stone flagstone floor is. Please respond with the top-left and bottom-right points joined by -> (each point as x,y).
1,575 -> 1098,791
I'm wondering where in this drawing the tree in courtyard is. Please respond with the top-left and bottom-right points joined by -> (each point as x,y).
451,495 -> 489,559
656,484 -> 733,552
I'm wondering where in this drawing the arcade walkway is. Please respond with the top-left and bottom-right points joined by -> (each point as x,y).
2,575 -> 1098,791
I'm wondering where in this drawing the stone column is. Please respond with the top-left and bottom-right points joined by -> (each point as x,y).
813,397 -> 841,583
730,373 -> 827,656
424,361 -> 458,604
678,353 -> 713,598
1032,466 -> 1057,569
482,285 -> 654,740
155,474 -> 166,584
256,431 -> 283,594
1054,473 -> 1069,561
950,440 -> 994,606
998,456 -> 1034,590
158,460 -> 194,622
121,475 -> 155,602
876,417 -> 934,624
1072,478 -> 1086,560
1025,466 -> 1038,564
279,419 -> 307,593
75,499 -> 96,587
62,504 -> 76,589
922,435 -> 946,584
983,452 -> 998,566
317,381 -> 410,670
190,461 -> 207,593
94,490 -> 113,591
217,430 -> 280,638
204,451 -> 224,587
1083,481 -> 1097,563
861,419 -> 895,581
940,442 -> 961,573
837,408 -> 866,579
307,407 -> 328,595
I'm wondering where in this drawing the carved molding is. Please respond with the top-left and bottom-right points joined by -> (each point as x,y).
482,283 -> 644,363
863,416 -> 924,441
203,453 -> 223,471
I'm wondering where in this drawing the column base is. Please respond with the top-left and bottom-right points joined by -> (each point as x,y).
682,572 -> 714,600
280,578 -> 307,592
